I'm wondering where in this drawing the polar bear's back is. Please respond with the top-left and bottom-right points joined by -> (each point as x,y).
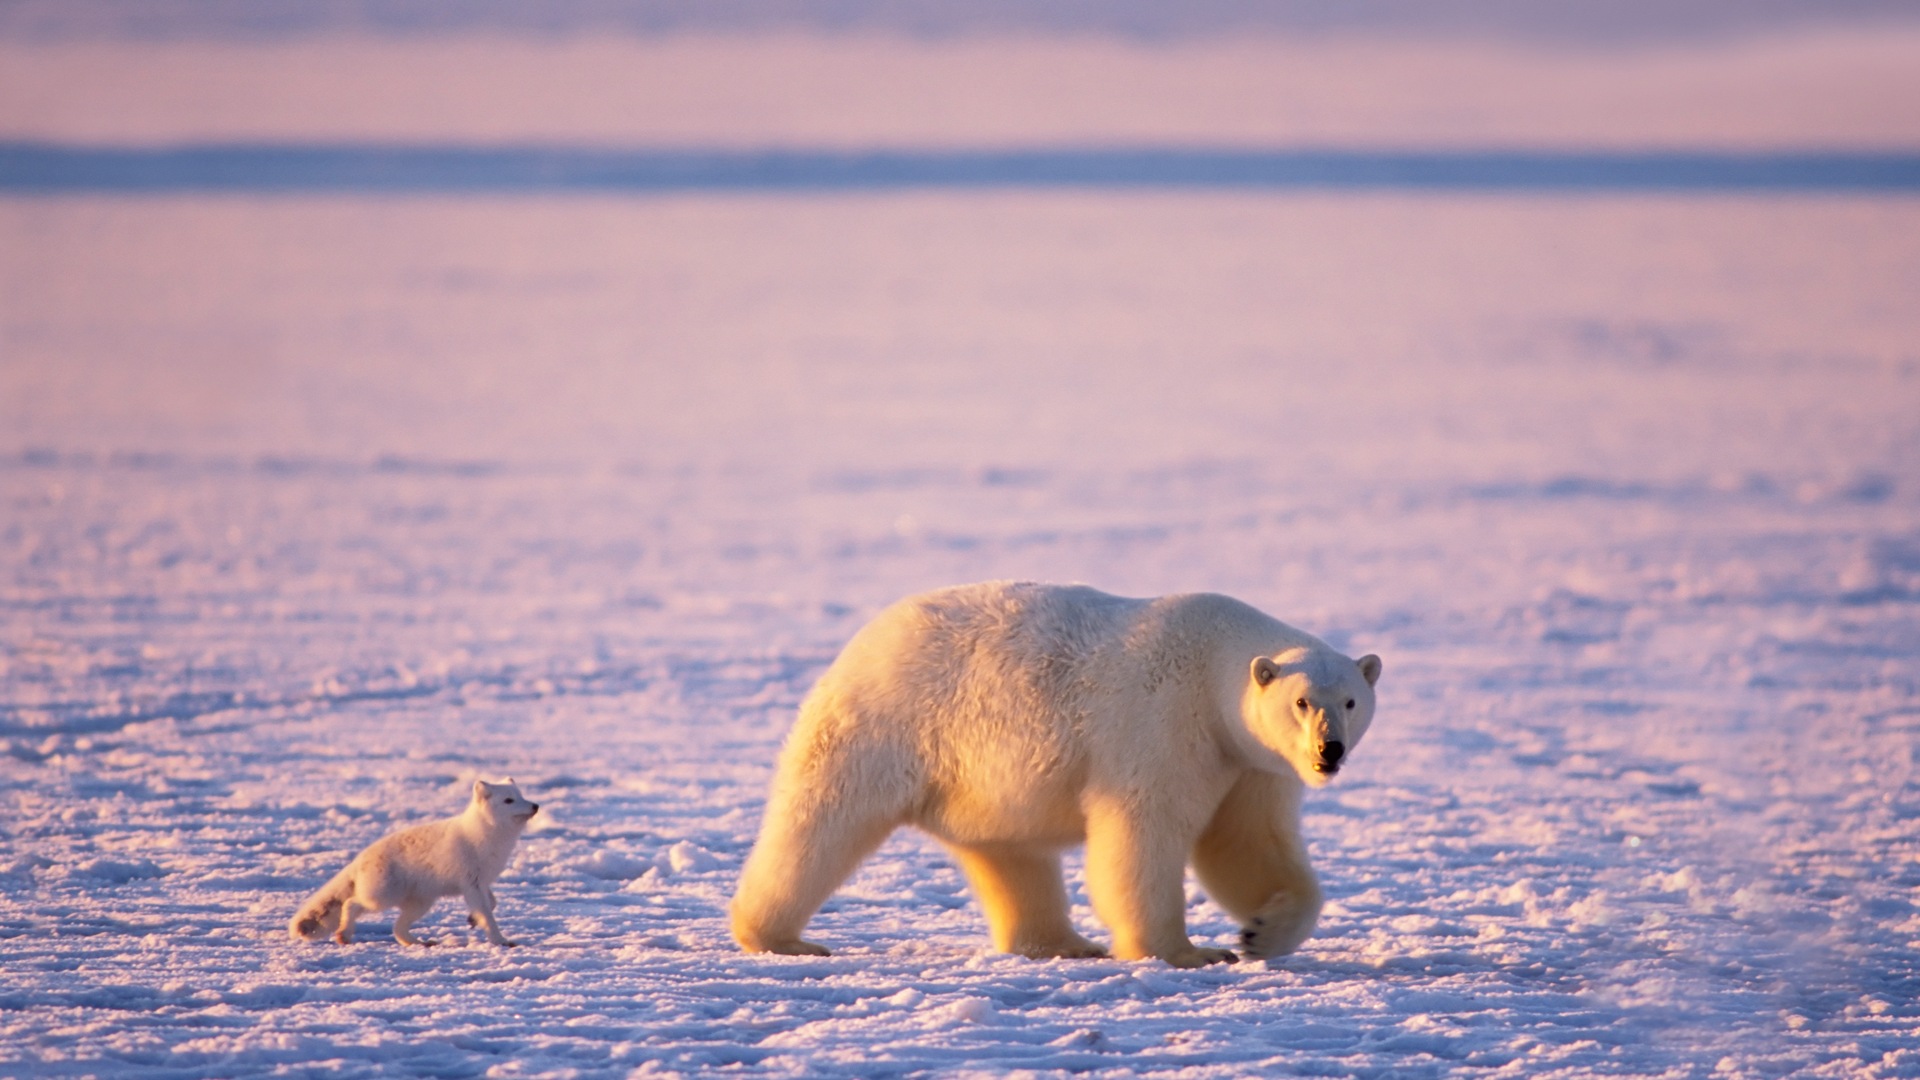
831,581 -> 1141,704
815,580 -> 1302,723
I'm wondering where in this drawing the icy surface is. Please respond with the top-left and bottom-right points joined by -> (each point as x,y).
4,190 -> 1917,1078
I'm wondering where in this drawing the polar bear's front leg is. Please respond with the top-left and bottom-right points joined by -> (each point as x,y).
949,843 -> 1107,959
1191,771 -> 1323,959
1084,796 -> 1237,968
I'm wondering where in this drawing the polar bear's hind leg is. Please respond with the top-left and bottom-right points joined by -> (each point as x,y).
731,769 -> 904,956
949,843 -> 1107,959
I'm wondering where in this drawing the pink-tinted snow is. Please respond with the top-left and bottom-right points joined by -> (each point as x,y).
3,13 -> 1919,1080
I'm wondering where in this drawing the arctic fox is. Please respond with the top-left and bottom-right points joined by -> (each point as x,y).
289,779 -> 538,947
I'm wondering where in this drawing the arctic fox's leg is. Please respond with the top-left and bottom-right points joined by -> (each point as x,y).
1084,795 -> 1235,968
333,896 -> 362,945
949,843 -> 1106,959
462,884 -> 515,947
467,887 -> 497,931
392,897 -> 438,947
1191,772 -> 1322,959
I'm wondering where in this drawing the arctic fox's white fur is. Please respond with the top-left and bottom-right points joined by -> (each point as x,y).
289,779 -> 538,947
731,582 -> 1382,968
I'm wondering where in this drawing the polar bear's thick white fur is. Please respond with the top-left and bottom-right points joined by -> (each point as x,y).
731,581 -> 1382,968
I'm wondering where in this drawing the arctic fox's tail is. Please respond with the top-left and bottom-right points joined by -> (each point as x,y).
288,868 -> 354,941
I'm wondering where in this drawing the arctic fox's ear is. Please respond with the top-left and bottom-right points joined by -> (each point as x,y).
1251,657 -> 1280,687
1356,654 -> 1383,687
473,779 -> 492,799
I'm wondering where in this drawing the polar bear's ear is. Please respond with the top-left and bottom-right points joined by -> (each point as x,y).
1357,654 -> 1383,687
1251,657 -> 1280,687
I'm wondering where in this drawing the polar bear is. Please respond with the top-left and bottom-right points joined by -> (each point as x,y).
730,581 -> 1381,968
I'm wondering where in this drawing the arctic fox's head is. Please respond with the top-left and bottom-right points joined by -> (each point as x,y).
472,779 -> 540,828
1245,648 -> 1382,788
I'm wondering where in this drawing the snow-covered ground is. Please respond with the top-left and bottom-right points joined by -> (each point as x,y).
4,17 -> 1920,1079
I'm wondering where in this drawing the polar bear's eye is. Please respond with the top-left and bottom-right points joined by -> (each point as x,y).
1295,698 -> 1308,710
504,798 -> 516,804
1345,699 -> 1356,710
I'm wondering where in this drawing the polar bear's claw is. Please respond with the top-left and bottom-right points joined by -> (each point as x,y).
1239,897 -> 1318,959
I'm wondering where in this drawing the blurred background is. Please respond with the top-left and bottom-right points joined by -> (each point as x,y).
4,0 -> 1918,478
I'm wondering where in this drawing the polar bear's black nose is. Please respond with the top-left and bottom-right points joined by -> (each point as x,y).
1319,741 -> 1345,768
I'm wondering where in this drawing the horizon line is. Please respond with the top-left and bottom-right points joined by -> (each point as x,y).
4,141 -> 1919,194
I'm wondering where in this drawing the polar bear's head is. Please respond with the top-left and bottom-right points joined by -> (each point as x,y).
1246,648 -> 1382,787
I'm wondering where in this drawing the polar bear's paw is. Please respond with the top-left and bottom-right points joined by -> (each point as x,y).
1162,945 -> 1239,969
1238,896 -> 1319,959
1015,934 -> 1109,960
761,938 -> 832,957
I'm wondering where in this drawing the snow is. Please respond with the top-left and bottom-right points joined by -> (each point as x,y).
4,18 -> 1920,1080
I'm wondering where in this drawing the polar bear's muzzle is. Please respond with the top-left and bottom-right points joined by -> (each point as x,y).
1313,740 -> 1346,775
